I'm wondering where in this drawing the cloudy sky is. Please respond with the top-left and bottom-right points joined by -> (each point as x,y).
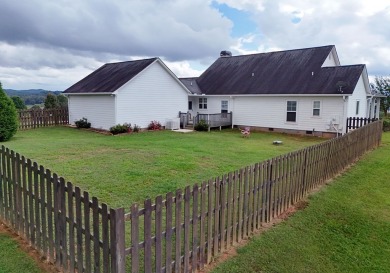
0,0 -> 389,91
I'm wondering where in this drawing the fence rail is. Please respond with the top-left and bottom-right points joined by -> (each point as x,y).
0,120 -> 383,273
346,117 -> 377,133
18,108 -> 69,130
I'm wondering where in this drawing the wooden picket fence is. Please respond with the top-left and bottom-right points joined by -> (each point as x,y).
0,120 -> 383,273
0,148 -> 125,272
346,117 -> 377,133
124,120 -> 382,272
18,108 -> 69,130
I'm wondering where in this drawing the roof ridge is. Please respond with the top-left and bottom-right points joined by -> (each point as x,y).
225,45 -> 334,58
321,64 -> 365,69
104,57 -> 158,65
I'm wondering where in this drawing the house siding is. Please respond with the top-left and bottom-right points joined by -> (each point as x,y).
347,75 -> 368,118
68,95 -> 115,130
322,51 -> 338,67
115,61 -> 188,128
231,96 -> 345,133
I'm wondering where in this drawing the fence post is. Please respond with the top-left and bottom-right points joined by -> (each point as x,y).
208,114 -> 210,132
110,208 -> 125,273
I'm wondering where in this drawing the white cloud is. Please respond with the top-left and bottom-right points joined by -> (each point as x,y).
1,0 -> 390,90
221,0 -> 390,77
215,0 -> 266,11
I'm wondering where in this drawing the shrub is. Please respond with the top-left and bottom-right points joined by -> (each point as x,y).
383,118 -> 390,132
133,124 -> 140,133
110,123 -> 132,135
75,117 -> 91,129
194,119 -> 209,131
0,83 -> 18,142
147,120 -> 162,130
44,93 -> 59,109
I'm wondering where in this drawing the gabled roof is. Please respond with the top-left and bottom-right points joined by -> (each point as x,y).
179,77 -> 202,95
191,45 -> 364,96
64,58 -> 157,94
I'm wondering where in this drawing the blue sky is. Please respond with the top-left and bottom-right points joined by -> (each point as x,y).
0,0 -> 389,90
212,2 -> 258,38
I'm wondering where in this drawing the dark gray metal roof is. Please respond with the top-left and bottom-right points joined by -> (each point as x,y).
179,77 -> 202,95
64,58 -> 157,94
196,45 -> 364,95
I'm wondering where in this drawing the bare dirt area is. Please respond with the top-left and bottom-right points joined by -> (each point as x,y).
0,222 -> 59,273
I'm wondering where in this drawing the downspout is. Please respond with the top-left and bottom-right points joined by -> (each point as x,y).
342,95 -> 347,135
367,96 -> 373,118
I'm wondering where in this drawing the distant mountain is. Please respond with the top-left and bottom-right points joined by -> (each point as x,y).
4,89 -> 63,96
4,89 -> 64,105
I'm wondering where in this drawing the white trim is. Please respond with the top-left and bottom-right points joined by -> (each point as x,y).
64,93 -> 113,96
188,93 -> 351,97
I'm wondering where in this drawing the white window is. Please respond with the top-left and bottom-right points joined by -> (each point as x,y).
199,98 -> 207,109
286,101 -> 297,122
313,101 -> 320,116
356,101 -> 360,115
221,100 -> 228,113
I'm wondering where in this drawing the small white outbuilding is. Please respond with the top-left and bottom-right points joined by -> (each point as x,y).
64,58 -> 190,130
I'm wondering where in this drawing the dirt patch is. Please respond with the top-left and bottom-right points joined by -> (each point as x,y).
0,222 -> 60,273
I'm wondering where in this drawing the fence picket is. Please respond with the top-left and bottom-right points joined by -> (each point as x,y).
165,193 -> 173,273
175,189 -> 183,272
192,184 -> 199,272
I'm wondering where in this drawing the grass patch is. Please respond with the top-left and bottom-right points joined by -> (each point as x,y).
5,127 -> 323,208
211,132 -> 390,273
0,230 -> 44,273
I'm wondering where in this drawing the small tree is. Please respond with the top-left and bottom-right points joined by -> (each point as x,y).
0,82 -> 18,141
372,76 -> 390,117
11,96 -> 27,110
57,94 -> 68,108
44,93 -> 59,109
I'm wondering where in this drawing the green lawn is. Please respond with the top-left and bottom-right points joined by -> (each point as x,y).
0,231 -> 44,273
4,127 -> 323,208
211,132 -> 390,273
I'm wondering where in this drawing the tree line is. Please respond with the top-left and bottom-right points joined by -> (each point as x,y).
9,93 -> 68,110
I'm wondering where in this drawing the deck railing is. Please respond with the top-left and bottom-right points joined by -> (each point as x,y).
194,112 -> 232,130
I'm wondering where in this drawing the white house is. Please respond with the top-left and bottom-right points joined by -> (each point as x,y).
63,58 -> 190,130
64,45 -> 380,137
180,45 -> 381,137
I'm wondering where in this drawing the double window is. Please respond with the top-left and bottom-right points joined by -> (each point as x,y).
313,101 -> 320,116
286,101 -> 297,122
199,98 -> 207,109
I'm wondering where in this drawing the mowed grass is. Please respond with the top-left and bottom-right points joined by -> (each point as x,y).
211,132 -> 390,273
5,127 -> 323,208
0,230 -> 44,273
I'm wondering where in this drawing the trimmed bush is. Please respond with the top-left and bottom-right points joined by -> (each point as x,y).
110,123 -> 131,135
194,119 -> 209,131
75,117 -> 91,129
0,83 -> 18,142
